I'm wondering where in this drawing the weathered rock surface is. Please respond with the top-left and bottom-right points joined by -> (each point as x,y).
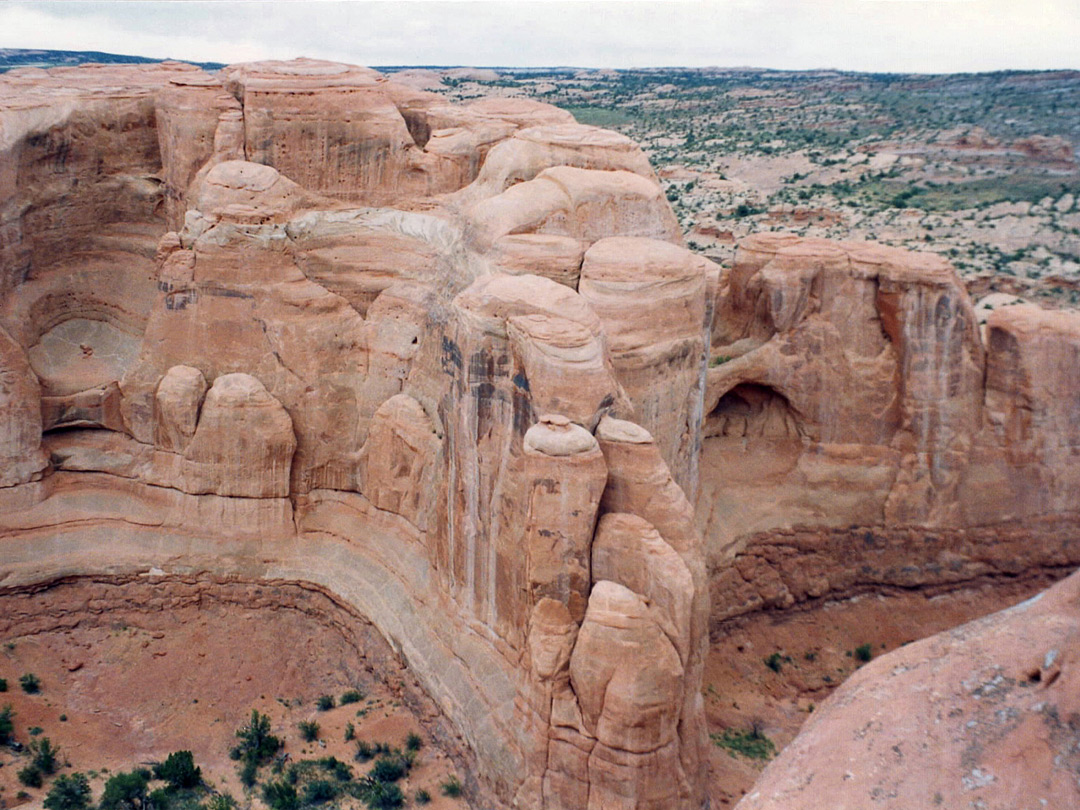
737,567 -> 1080,810
3,56 -> 1080,810
701,233 -> 1080,623
0,59 -> 711,810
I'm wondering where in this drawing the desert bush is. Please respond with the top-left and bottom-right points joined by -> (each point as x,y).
710,726 -> 776,761
18,764 -> 43,788
203,794 -> 235,810
369,755 -> 406,784
44,773 -> 92,810
99,769 -> 152,810
415,788 -> 431,804
855,642 -> 873,662
405,733 -> 422,752
19,673 -> 41,693
0,704 -> 13,744
0,677 -> 7,692
316,695 -> 334,712
261,780 -> 299,810
352,779 -> 403,809
340,689 -> 364,705
238,758 -> 258,788
344,722 -> 355,742
31,736 -> 60,774
301,779 -> 336,805
440,775 -> 462,798
354,741 -> 374,762
153,750 -> 201,790
317,756 -> 352,782
298,720 -> 319,742
232,709 -> 281,766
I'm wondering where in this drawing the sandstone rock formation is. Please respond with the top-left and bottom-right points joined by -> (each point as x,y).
2,57 -> 1080,810
701,233 -> 1080,623
0,59 -> 711,810
737,566 -> 1080,810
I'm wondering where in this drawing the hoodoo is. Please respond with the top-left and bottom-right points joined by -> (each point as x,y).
1,57 -> 1079,809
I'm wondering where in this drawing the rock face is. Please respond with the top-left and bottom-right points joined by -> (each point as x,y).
0,59 -> 710,810
737,567 -> 1080,810
2,58 -> 1080,810
701,233 -> 1080,623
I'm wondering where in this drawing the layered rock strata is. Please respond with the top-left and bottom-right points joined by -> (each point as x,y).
702,233 -> 1080,623
0,59 -> 712,810
3,57 -> 1080,809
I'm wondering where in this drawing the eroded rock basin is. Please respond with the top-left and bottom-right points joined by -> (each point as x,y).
0,577 -> 467,809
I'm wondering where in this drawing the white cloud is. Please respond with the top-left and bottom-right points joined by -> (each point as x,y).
0,0 -> 1076,72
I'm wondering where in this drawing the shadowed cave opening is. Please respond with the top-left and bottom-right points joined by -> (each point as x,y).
704,383 -> 803,440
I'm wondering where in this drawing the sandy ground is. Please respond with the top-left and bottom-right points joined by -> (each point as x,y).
0,581 -> 465,809
0,573 -> 1061,810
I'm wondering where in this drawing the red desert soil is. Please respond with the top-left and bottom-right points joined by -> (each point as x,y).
703,574 -> 1062,807
0,578 -> 466,809
0,574 -> 1062,810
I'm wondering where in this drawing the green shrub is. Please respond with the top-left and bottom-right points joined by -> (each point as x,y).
301,779 -> 337,805
31,736 -> 60,774
234,709 -> 282,763
19,673 -> 41,693
18,764 -> 43,788
154,750 -> 201,789
204,794 -> 235,810
355,780 -> 404,809
415,788 -> 432,805
0,704 -> 13,744
44,773 -> 92,810
316,695 -> 334,712
99,769 -> 151,810
855,643 -> 873,663
298,720 -> 319,742
344,722 -> 355,742
317,756 -> 352,782
261,780 -> 299,810
764,652 -> 784,673
405,733 -> 422,752
340,689 -> 364,705
0,677 -> 7,692
440,776 -> 463,798
354,741 -> 374,762
369,755 -> 406,784
238,758 -> 258,788
710,727 -> 776,761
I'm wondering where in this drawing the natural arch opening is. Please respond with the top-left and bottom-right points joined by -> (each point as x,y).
704,383 -> 803,440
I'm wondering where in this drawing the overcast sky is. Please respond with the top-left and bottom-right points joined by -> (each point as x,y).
0,0 -> 1077,73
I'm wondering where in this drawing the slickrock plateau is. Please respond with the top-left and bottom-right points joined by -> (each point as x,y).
0,57 -> 1078,809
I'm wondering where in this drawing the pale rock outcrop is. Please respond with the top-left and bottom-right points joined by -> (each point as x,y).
466,166 -> 682,249
737,568 -> 1080,810
580,237 -> 717,492
0,324 -> 48,487
154,365 -> 207,453
359,393 -> 440,531
180,373 -> 295,497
